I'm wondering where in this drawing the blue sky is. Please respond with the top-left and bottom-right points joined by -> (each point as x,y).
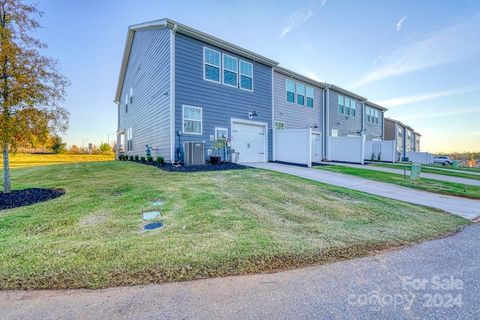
35,0 -> 480,152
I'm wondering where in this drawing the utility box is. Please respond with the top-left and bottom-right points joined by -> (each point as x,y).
410,163 -> 421,181
184,142 -> 205,166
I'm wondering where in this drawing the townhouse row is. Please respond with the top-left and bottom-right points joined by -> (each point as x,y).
115,19 -> 420,164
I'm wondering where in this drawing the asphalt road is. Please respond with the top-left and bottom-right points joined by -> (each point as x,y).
1,225 -> 479,320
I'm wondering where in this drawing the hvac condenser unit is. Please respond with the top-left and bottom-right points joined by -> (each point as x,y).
184,142 -> 205,165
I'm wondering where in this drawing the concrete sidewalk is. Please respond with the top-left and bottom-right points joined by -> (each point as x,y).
246,162 -> 480,220
326,162 -> 480,186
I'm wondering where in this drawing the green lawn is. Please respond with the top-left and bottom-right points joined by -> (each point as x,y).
316,165 -> 480,199
0,161 -> 469,289
368,162 -> 480,180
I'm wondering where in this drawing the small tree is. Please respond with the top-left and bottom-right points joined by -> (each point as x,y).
99,142 -> 111,153
50,135 -> 66,154
0,0 -> 69,193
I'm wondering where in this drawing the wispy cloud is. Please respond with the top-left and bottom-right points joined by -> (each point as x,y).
395,15 -> 407,31
398,107 -> 479,122
279,0 -> 327,38
465,131 -> 480,136
371,54 -> 383,66
351,15 -> 480,88
377,85 -> 480,107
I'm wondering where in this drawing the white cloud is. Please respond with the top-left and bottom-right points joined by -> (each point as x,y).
397,107 -> 479,122
396,15 -> 407,31
351,15 -> 480,88
465,131 -> 480,136
279,0 -> 327,38
377,85 -> 480,107
371,54 -> 383,66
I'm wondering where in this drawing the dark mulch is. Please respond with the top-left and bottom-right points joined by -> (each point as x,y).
132,160 -> 249,172
0,188 -> 65,211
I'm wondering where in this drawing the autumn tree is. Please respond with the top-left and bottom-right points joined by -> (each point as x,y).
0,0 -> 69,193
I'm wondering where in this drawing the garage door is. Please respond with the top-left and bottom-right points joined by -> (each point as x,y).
231,121 -> 266,162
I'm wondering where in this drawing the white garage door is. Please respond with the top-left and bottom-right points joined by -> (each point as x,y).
232,121 -> 266,162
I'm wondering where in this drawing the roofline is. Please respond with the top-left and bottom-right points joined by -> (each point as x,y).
385,117 -> 413,130
274,66 -> 327,89
114,18 -> 279,103
327,84 -> 367,101
365,100 -> 388,111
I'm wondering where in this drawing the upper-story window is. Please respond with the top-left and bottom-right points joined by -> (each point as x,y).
125,93 -> 129,113
296,82 -> 305,105
306,86 -> 314,108
204,47 -> 221,83
338,94 -> 357,117
240,60 -> 253,91
286,79 -> 295,103
222,54 -> 238,87
397,127 -> 403,137
366,107 -> 379,124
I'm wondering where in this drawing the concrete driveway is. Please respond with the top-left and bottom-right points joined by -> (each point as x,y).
2,224 -> 479,319
329,162 -> 480,186
246,162 -> 480,220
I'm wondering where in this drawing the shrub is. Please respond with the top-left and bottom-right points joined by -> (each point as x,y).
134,155 -> 139,161
118,155 -> 123,161
147,156 -> 153,162
129,155 -> 134,161
140,156 -> 146,162
156,156 -> 165,164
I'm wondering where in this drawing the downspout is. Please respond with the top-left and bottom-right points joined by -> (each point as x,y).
324,85 -> 330,160
361,102 -> 365,136
169,23 -> 177,163
272,68 -> 275,162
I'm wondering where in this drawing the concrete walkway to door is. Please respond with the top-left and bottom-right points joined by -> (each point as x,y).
245,162 -> 480,220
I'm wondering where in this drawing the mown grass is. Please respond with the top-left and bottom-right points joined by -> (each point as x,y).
0,153 -> 114,169
0,161 -> 469,289
369,162 -> 480,180
316,165 -> 480,199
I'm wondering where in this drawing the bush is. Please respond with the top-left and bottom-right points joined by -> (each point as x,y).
118,155 -> 123,161
140,156 -> 146,162
134,155 -> 139,161
147,156 -> 153,162
129,155 -> 134,161
156,156 -> 164,164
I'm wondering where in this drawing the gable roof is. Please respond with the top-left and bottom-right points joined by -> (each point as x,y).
327,84 -> 367,101
275,66 -> 327,89
114,18 -> 279,103
365,100 -> 388,111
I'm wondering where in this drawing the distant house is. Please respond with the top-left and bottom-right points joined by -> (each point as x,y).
384,118 -> 421,161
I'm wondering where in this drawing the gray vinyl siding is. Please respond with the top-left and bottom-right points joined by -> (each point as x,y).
405,128 -> 413,153
328,89 -> 362,137
174,33 -> 273,162
364,107 -> 384,140
118,28 -> 171,161
273,71 -> 323,131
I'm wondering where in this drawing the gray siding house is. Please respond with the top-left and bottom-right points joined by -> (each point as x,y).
384,118 -> 409,161
115,19 -> 277,163
326,85 -> 365,138
363,101 -> 386,140
413,132 -> 421,151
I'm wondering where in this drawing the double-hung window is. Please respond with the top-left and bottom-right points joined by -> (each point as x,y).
306,86 -> 314,108
222,54 -> 238,87
125,93 -> 129,113
126,127 -> 133,151
338,95 -> 344,114
350,100 -> 356,116
240,60 -> 253,91
345,97 -> 351,115
204,47 -> 221,83
183,105 -> 202,135
215,127 -> 228,140
286,79 -> 295,103
296,82 -> 305,105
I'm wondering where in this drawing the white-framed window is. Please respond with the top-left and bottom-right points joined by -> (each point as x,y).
331,129 -> 338,137
366,107 -> 379,123
286,79 -> 295,103
275,121 -> 285,130
204,47 -> 221,83
296,82 -> 305,105
350,99 -> 356,116
345,97 -> 351,115
215,127 -> 228,140
129,87 -> 133,104
126,127 -> 133,151
125,93 -> 129,113
239,60 -> 253,91
182,105 -> 202,135
338,95 -> 344,114
306,86 -> 314,108
222,54 -> 238,87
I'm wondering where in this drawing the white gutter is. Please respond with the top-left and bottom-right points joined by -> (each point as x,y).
271,68 -> 275,162
169,24 -> 177,163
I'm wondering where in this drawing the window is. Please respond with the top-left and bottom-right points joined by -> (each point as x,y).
275,121 -> 285,130
204,47 -> 221,83
331,129 -> 338,137
183,105 -> 202,134
345,97 -> 351,115
306,86 -> 314,108
296,82 -> 305,105
240,60 -> 253,91
350,100 -> 356,116
125,93 -> 129,113
129,87 -> 133,104
366,107 -> 379,123
126,127 -> 133,151
375,109 -> 379,124
222,54 -> 238,87
215,127 -> 228,140
286,79 -> 295,103
338,95 -> 344,114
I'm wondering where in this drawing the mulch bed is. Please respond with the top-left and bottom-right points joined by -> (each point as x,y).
0,188 -> 65,211
133,160 -> 249,172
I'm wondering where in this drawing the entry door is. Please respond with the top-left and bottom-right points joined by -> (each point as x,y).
311,133 -> 321,162
231,122 -> 266,162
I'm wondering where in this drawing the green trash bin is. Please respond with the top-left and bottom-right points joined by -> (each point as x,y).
410,163 -> 421,181
452,160 -> 458,167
